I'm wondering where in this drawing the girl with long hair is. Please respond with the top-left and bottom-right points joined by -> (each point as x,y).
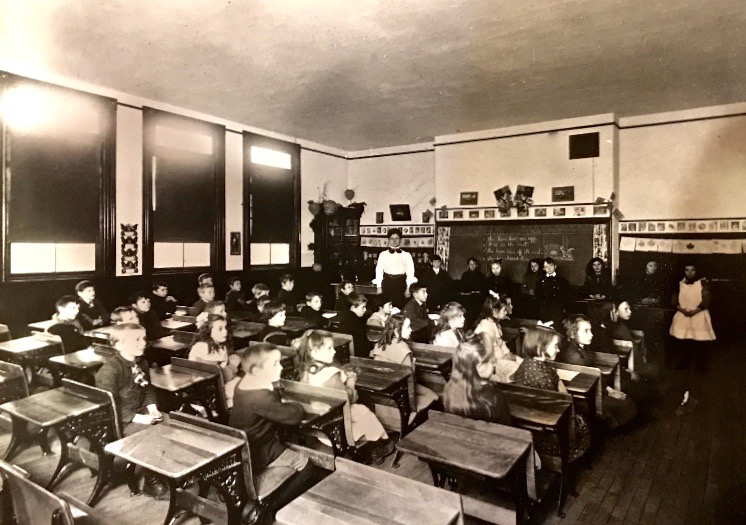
432,302 -> 467,347
474,296 -> 523,383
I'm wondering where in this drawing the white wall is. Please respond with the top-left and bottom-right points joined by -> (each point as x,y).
348,150 -> 435,225
619,111 -> 746,220
300,149 -> 349,266
435,119 -> 616,208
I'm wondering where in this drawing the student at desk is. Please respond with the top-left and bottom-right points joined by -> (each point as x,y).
192,283 -> 216,316
110,306 -> 139,325
511,326 -> 590,462
558,314 -> 637,429
432,302 -> 467,348
230,343 -> 321,519
131,291 -> 171,341
75,280 -> 109,330
189,314 -> 240,408
334,280 -> 356,312
299,292 -> 326,327
443,339 -> 512,426
224,276 -> 248,313
474,296 -> 523,383
336,293 -> 371,356
402,283 -> 433,342
419,254 -> 453,311
254,301 -> 290,345
47,295 -> 93,353
276,273 -> 300,315
247,283 -> 271,321
150,281 -> 178,320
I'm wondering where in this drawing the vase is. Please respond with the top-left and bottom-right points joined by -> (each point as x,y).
322,200 -> 339,215
308,202 -> 322,216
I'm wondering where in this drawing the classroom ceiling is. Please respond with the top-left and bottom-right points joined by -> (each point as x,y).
1,0 -> 745,151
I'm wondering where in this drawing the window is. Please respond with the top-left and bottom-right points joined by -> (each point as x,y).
0,74 -> 116,281
243,133 -> 300,268
143,108 -> 225,273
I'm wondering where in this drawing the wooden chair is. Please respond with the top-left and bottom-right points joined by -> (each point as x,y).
169,357 -> 230,424
0,460 -> 117,525
0,324 -> 11,343
167,411 -> 324,525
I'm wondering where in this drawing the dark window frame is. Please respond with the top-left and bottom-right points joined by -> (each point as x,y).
142,107 -> 226,275
0,72 -> 117,283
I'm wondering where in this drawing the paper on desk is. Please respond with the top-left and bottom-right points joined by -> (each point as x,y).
556,369 -> 579,382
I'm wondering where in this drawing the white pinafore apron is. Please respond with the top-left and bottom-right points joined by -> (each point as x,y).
669,279 -> 716,341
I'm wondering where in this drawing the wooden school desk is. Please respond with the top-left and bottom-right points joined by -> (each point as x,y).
146,335 -> 193,367
47,344 -> 116,387
160,318 -> 196,332
149,362 -> 220,420
104,417 -> 245,525
0,362 -> 28,405
409,342 -> 453,380
332,283 -> 381,300
547,361 -> 602,417
231,320 -> 265,347
278,380 -> 349,456
27,319 -> 55,333
275,457 -> 464,525
590,351 -> 622,390
348,357 -> 413,432
0,335 -> 64,388
397,411 -> 534,523
281,316 -> 319,339
84,326 -> 115,344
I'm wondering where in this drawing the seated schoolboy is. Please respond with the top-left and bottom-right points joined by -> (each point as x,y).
192,283 -> 216,315
95,323 -> 164,436
402,283 -> 433,343
299,292 -> 325,327
189,314 -> 240,408
443,338 -> 512,426
255,301 -> 289,345
334,280 -> 355,312
131,291 -> 171,341
110,306 -> 139,325
230,343 -> 321,516
247,283 -> 271,320
336,292 -> 371,355
295,330 -> 393,462
150,281 -> 177,320
75,280 -> 109,330
47,295 -> 93,353
224,276 -> 248,313
276,274 -> 300,314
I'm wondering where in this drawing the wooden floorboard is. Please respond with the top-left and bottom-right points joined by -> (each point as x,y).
0,336 -> 744,524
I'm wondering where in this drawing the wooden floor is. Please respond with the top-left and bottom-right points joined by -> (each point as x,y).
2,338 -> 745,524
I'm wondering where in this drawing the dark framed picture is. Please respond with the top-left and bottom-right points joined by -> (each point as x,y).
500,209 -> 511,218
460,192 -> 478,205
534,208 -> 547,217
484,210 -> 495,219
551,186 -> 575,202
375,212 -> 384,224
517,208 -> 529,217
230,232 -> 241,255
593,205 -> 607,216
628,223 -> 637,232
390,204 -> 411,221
453,210 -> 464,219
437,209 -> 449,219
469,210 -> 480,218
574,206 -> 586,217
553,207 -> 566,217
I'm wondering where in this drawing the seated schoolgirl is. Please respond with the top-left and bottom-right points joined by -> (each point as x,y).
366,295 -> 394,329
196,299 -> 228,327
431,302 -> 467,347
558,314 -> 637,429
255,301 -> 289,345
294,330 -> 394,463
370,314 -> 439,412
188,314 -> 241,408
474,296 -> 523,383
602,299 -> 653,378
511,326 -> 591,462
442,338 -> 512,426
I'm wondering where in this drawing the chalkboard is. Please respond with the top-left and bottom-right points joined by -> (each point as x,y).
441,221 -> 609,286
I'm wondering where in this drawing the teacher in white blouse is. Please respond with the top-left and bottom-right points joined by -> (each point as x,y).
373,228 -> 417,308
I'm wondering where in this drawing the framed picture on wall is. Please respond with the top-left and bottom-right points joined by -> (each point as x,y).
551,186 -> 575,202
390,204 -> 411,221
375,212 -> 384,224
453,210 -> 464,219
534,208 -> 547,217
469,210 -> 480,218
553,207 -> 566,217
484,210 -> 495,219
460,192 -> 478,205
437,209 -> 449,219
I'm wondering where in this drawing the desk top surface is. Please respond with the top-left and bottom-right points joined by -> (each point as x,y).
0,336 -> 62,354
105,419 -> 243,478
352,362 -> 411,392
150,364 -> 215,392
150,336 -> 192,351
48,347 -> 113,369
27,320 -> 55,331
497,384 -> 572,427
411,347 -> 452,367
0,387 -> 108,426
280,389 -> 346,425
275,470 -> 461,525
590,353 -> 620,375
397,411 -> 531,479
560,371 -> 598,395
282,317 -> 319,332
160,319 -> 195,331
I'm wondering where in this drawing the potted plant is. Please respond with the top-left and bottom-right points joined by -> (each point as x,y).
308,182 -> 328,216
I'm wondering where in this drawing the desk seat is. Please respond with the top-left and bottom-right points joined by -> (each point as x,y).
254,466 -> 297,500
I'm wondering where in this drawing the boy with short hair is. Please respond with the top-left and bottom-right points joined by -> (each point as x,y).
198,273 -> 214,287
419,254 -> 453,311
48,295 -> 92,353
75,280 -> 109,330
110,306 -> 139,325
150,281 -> 177,320
402,283 -> 433,343
193,284 -> 216,315
299,291 -> 325,326
95,323 -> 164,436
276,274 -> 299,314
230,343 -> 320,517
131,291 -> 170,341
334,280 -> 355,312
225,276 -> 247,313
336,292 -> 370,354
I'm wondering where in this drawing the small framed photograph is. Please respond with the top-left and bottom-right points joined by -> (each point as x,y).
534,208 -> 547,217
390,204 -> 411,221
460,192 -> 479,206
720,220 -> 730,231
688,222 -> 697,231
742,220 -> 746,230
656,222 -> 665,232
666,222 -> 676,232
381,227 -> 388,234
438,209 -> 449,220
677,222 -> 686,231
500,209 -> 511,217
628,223 -> 637,232
484,210 -> 496,219
469,210 -> 480,219
402,227 -> 410,235
697,222 -> 707,231
230,232 -> 241,255
376,226 -> 382,234
730,220 -> 740,230
453,210 -> 464,219
574,206 -> 586,217
708,221 -> 717,231
620,223 -> 628,232
638,222 -> 646,231
517,208 -> 529,217
553,207 -> 566,217
376,212 -> 384,224
593,205 -> 607,216
551,186 -> 575,202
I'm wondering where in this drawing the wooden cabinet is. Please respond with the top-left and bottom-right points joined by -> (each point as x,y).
311,206 -> 364,282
